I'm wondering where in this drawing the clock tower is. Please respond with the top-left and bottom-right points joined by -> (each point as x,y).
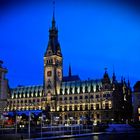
44,9 -> 63,111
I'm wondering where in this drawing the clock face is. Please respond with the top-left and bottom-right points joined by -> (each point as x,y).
47,71 -> 52,77
58,71 -> 60,77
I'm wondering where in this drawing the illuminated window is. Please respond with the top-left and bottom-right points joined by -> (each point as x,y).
138,108 -> 140,114
12,95 -> 14,99
139,116 -> 140,121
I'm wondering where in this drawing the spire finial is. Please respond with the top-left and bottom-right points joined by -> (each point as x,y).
52,0 -> 55,29
128,76 -> 130,87
53,0 -> 55,19
113,65 -> 115,73
112,65 -> 116,82
104,67 -> 107,73
69,64 -> 72,77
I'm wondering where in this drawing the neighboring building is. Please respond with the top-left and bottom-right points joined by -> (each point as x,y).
133,81 -> 140,122
0,60 -> 9,116
7,10 -> 133,124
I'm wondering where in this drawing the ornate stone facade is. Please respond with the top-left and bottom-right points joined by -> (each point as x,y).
0,61 -> 9,114
7,11 -> 133,124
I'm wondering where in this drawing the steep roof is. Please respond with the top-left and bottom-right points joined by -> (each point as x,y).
62,75 -> 80,82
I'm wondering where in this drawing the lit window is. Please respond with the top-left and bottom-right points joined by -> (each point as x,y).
138,108 -> 140,114
139,116 -> 140,121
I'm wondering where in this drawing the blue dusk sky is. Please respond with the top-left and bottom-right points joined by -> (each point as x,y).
0,0 -> 140,88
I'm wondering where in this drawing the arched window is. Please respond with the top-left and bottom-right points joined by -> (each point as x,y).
96,95 -> 99,98
60,88 -> 63,94
90,95 -> 94,99
80,105 -> 83,110
85,105 -> 88,110
85,86 -> 88,93
69,106 -> 72,111
70,87 -> 73,94
85,95 -> 88,99
90,85 -> 93,92
65,88 -> 68,94
74,105 -> 77,111
80,96 -> 83,99
91,104 -> 94,110
64,106 -> 67,111
21,100 -> 23,104
75,87 -> 77,94
64,97 -> 67,100
59,106 -> 62,111
80,86 -> 83,93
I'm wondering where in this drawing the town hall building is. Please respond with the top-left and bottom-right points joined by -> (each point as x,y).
6,9 -> 133,125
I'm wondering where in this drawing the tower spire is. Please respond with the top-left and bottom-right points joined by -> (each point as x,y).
52,0 -> 56,29
69,64 -> 72,77
112,65 -> 116,82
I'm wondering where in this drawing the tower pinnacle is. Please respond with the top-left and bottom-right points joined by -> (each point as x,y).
69,64 -> 72,77
52,0 -> 56,29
